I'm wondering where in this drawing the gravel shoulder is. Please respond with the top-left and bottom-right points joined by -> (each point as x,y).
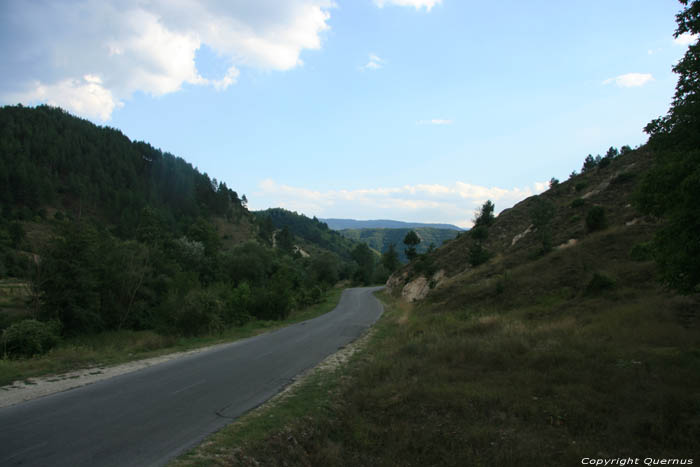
0,341 -> 236,409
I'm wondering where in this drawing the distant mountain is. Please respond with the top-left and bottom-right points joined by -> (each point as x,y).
320,218 -> 465,231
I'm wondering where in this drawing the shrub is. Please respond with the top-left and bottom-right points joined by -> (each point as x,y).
468,243 -> 491,267
470,225 -> 488,241
173,289 -> 224,336
586,206 -> 607,232
570,198 -> 585,208
585,273 -> 615,294
1,319 -> 61,358
575,182 -> 587,192
630,242 -> 654,262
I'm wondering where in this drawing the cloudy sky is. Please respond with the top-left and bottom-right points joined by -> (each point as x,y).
1,0 -> 695,227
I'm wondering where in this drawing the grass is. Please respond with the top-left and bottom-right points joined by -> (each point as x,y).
0,287 -> 344,387
170,228 -> 700,465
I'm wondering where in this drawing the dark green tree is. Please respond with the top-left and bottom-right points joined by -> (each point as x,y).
638,0 -> 700,293
276,226 -> 295,254
403,231 -> 420,261
352,243 -> 375,285
382,243 -> 400,272
530,197 -> 555,255
473,200 -> 495,227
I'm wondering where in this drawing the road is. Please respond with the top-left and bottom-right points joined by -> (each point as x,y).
0,286 -> 384,467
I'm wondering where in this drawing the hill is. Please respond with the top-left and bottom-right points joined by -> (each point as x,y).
338,227 -> 460,263
253,208 -> 359,260
0,105 -> 364,348
195,145 -> 700,466
320,218 -> 464,231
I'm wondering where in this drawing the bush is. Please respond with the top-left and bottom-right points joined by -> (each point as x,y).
585,206 -> 607,232
173,289 -> 224,336
630,242 -> 654,262
585,273 -> 615,295
468,243 -> 491,267
575,182 -> 587,192
570,198 -> 585,208
1,319 -> 61,358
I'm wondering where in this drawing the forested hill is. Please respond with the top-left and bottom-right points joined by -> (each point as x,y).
339,227 -> 460,263
0,104 -> 247,235
254,208 -> 358,260
0,105 -> 383,345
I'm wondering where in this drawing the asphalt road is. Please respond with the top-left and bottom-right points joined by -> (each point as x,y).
0,286 -> 384,467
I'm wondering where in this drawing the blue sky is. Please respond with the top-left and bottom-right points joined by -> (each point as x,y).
1,0 -> 696,227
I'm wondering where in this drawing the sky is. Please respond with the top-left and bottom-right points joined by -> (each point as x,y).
1,0 -> 696,228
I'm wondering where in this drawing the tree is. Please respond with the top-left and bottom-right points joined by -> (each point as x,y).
638,0 -> 700,293
351,243 -> 375,285
473,200 -> 495,228
582,154 -> 597,172
403,231 -> 420,261
382,243 -> 400,272
531,197 -> 555,255
276,226 -> 295,254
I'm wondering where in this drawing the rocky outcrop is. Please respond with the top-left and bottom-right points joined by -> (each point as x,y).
387,269 -> 446,302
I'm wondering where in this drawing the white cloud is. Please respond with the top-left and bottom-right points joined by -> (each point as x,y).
674,32 -> 698,46
418,119 -> 453,125
0,0 -> 335,121
361,54 -> 384,70
373,0 -> 442,12
603,73 -> 654,88
253,179 -> 547,228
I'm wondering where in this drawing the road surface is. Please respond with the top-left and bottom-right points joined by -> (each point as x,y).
0,286 -> 384,467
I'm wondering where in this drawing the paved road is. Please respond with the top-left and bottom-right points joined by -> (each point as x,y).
0,287 -> 384,467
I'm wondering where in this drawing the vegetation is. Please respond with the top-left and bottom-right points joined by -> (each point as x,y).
0,287 -> 345,386
338,226 -> 459,263
637,0 -> 700,293
170,6 -> 700,463
402,230 -> 420,261
0,105 -> 363,365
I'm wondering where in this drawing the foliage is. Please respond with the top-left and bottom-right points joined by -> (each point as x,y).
0,106 -> 352,339
172,288 -> 225,337
338,227 -> 459,263
351,243 -> 376,285
403,230 -> 420,261
582,154 -> 598,172
381,244 -> 400,273
2,319 -> 61,358
530,197 -> 555,255
570,198 -> 585,208
473,200 -> 495,227
585,206 -> 607,232
585,272 -> 616,295
468,242 -> 491,267
637,0 -> 700,293
549,177 -> 560,189
254,208 -> 357,260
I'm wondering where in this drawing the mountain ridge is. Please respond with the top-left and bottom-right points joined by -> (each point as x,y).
320,218 -> 465,231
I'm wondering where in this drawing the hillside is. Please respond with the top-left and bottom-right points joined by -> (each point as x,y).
338,227 -> 460,263
189,145 -> 699,466
321,218 -> 463,231
254,208 -> 359,260
0,105 -> 363,350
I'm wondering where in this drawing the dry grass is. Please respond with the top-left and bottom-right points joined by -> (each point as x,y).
186,222 -> 700,466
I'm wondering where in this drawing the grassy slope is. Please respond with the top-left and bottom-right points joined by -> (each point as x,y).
172,149 -> 700,465
0,288 -> 344,387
